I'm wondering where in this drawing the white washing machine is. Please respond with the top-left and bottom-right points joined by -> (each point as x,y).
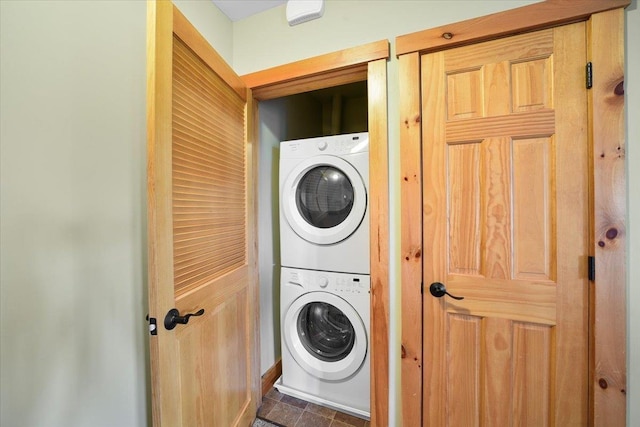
275,267 -> 370,419
279,132 -> 369,274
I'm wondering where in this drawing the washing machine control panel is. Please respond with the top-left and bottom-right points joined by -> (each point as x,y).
283,268 -> 370,294
330,276 -> 369,294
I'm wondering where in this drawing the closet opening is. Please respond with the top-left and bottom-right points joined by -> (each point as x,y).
257,79 -> 369,377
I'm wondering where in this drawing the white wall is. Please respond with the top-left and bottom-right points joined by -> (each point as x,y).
232,0 -> 539,74
173,0 -> 234,64
0,1 -> 231,427
1,0 -> 637,426
234,1 -> 640,425
258,99 -> 287,373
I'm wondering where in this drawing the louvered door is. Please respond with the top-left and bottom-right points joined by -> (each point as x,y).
147,2 -> 258,426
422,23 -> 590,426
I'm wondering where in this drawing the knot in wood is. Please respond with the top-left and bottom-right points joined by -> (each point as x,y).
614,81 -> 624,96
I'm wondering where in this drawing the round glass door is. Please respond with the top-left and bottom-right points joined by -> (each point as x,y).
296,166 -> 354,229
283,292 -> 367,380
297,301 -> 355,362
282,156 -> 367,245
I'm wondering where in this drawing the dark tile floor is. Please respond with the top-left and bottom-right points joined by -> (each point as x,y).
258,388 -> 370,427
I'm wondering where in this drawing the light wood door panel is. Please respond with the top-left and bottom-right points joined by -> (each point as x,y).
147,2 -> 257,426
422,23 -> 588,426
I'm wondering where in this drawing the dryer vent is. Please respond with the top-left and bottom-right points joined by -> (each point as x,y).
286,0 -> 324,26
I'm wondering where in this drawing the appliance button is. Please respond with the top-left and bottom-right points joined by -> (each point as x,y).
317,140 -> 328,151
318,277 -> 329,288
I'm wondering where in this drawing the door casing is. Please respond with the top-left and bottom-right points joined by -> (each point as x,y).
242,42 -> 390,427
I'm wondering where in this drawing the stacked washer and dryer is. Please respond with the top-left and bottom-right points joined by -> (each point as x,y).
275,132 -> 370,419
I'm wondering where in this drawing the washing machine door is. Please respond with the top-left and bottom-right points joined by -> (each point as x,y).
282,156 -> 367,245
283,292 -> 367,381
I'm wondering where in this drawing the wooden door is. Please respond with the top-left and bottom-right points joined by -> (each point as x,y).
146,2 -> 258,426
422,23 -> 589,425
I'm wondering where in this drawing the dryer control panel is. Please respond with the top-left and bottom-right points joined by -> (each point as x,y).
280,132 -> 369,158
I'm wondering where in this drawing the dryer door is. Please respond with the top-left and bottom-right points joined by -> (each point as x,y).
282,156 -> 367,245
283,291 -> 367,381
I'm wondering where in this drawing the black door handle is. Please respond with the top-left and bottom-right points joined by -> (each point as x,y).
164,308 -> 205,330
429,282 -> 464,300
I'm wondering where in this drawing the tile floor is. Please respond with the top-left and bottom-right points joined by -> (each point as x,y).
258,388 -> 370,427
253,418 -> 279,427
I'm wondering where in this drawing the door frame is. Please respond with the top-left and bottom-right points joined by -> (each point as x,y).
397,0 -> 629,425
241,41 -> 390,427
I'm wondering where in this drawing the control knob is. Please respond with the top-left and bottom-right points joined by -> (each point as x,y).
318,277 -> 329,288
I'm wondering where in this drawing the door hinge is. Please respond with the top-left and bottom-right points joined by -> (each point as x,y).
146,314 -> 158,336
588,256 -> 596,281
586,62 -> 593,89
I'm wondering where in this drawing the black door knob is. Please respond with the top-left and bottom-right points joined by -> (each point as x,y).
429,282 -> 464,300
164,308 -> 205,330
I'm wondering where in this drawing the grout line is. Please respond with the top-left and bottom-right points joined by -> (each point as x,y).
255,416 -> 286,427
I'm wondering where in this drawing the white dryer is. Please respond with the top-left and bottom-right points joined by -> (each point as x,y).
275,267 -> 370,418
279,132 -> 369,274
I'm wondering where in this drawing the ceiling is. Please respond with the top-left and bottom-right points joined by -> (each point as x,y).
211,0 -> 287,22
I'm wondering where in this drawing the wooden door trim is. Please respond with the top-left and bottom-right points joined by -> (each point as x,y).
397,4 -> 628,427
395,0 -> 630,56
588,9 -> 627,426
398,51 -> 422,427
242,39 -> 389,100
241,42 -> 390,427
367,57 -> 389,427
246,87 -> 261,419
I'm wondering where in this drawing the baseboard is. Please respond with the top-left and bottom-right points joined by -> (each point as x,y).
261,358 -> 282,398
